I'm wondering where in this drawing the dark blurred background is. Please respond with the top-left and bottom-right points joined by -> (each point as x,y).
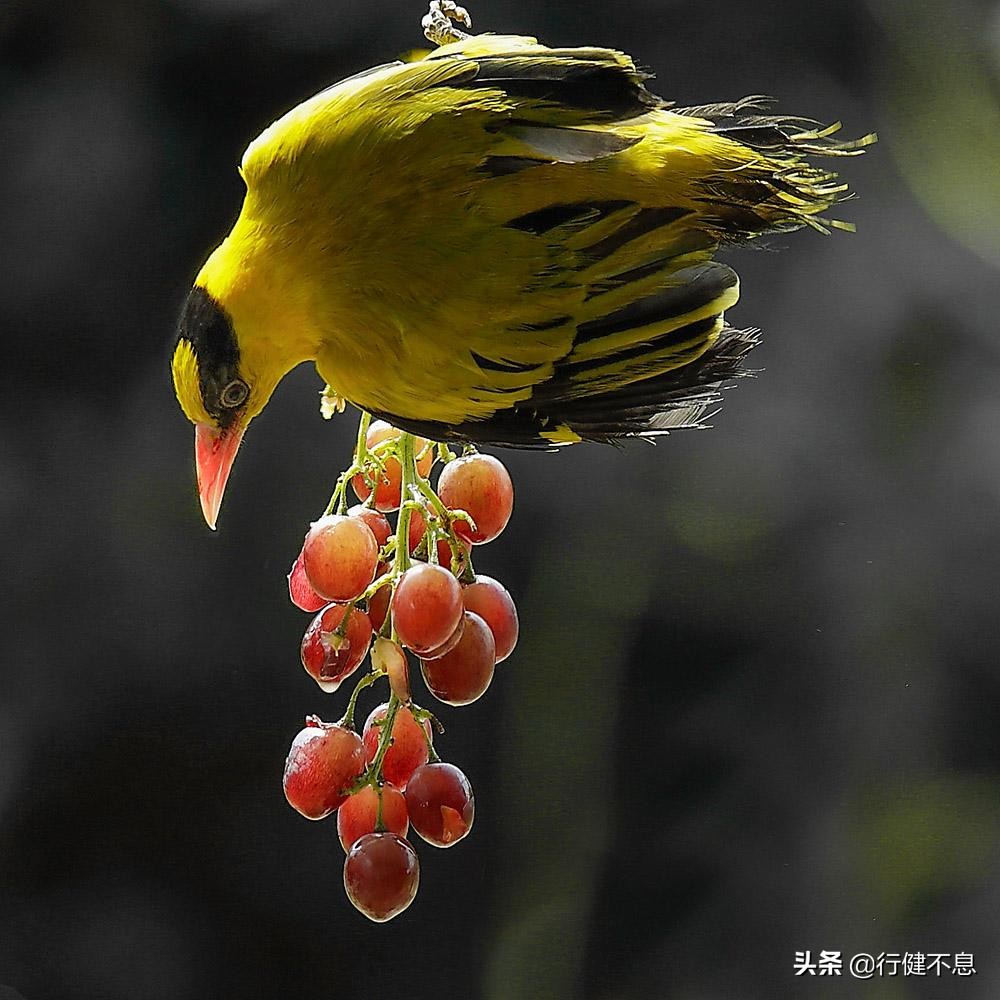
2,0 -> 998,997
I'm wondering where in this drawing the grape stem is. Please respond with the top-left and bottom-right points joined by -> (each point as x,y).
393,432 -> 417,576
411,705 -> 443,763
339,670 -> 379,730
323,410 -> 371,515
369,692 -> 402,783
331,419 -> 452,798
358,427 -> 418,790
359,571 -> 395,603
412,457 -> 476,579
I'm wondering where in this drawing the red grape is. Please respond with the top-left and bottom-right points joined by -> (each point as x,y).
391,563 -> 463,654
367,585 -> 390,633
352,422 -> 434,511
405,762 -> 474,847
420,615 -> 465,661
283,719 -> 367,820
462,575 -> 519,662
420,611 -> 495,706
363,702 -> 432,789
287,552 -> 326,612
348,505 -> 392,549
337,784 -> 409,853
344,833 -> 420,922
437,454 -> 513,544
301,604 -> 373,692
302,514 -> 378,602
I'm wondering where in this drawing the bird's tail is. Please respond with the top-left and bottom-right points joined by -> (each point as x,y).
526,323 -> 761,443
674,96 -> 877,238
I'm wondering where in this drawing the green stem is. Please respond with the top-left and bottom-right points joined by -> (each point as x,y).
416,476 -> 477,538
394,433 -> 418,576
323,469 -> 350,517
339,670 -> 380,730
359,571 -> 395,603
331,425 -> 445,793
411,705 -> 443,763
414,475 -> 451,521
366,424 -> 415,777
421,720 -> 441,764
354,410 -> 372,462
330,601 -> 357,642
324,411 -> 372,515
369,692 -> 402,781
414,473 -> 476,576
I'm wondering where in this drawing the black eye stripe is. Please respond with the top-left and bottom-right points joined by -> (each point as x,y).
176,287 -> 244,427
177,287 -> 239,379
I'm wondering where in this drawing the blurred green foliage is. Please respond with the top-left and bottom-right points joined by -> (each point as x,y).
854,775 -> 1000,927
877,0 -> 1000,266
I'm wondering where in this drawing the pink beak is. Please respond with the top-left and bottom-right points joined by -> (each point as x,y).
195,422 -> 246,530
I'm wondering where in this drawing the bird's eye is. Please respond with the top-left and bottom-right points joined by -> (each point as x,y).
220,379 -> 249,409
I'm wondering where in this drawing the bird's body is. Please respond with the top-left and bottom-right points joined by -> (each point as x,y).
173,28 -> 872,525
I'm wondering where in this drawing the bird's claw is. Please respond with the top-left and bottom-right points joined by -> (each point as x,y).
422,1 -> 472,46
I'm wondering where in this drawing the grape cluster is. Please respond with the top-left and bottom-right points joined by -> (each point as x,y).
281,417 -> 518,921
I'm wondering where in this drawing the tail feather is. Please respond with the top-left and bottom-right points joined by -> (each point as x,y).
529,324 -> 760,442
675,100 -> 877,237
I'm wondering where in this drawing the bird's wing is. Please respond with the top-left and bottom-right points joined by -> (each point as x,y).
243,36 -> 869,441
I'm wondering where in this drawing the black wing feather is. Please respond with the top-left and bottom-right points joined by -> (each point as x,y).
427,47 -> 663,122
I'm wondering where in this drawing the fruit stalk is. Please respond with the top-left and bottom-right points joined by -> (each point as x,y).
323,410 -> 372,516
340,670 -> 379,729
369,691 -> 403,784
355,427 -> 417,787
393,431 -> 417,576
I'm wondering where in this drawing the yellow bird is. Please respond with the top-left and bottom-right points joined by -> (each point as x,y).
172,9 -> 873,528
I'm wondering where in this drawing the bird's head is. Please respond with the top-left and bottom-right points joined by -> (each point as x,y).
172,285 -> 277,529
